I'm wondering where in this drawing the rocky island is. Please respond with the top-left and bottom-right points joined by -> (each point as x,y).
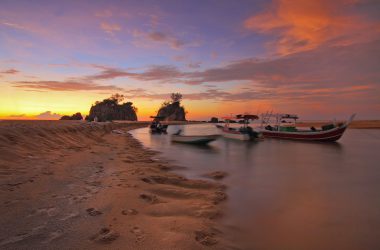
156,93 -> 186,121
86,94 -> 138,122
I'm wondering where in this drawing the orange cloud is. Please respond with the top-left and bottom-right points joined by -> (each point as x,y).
244,0 -> 379,55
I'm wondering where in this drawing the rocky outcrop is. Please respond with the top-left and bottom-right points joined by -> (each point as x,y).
60,112 -> 83,120
87,98 -> 137,122
156,101 -> 186,121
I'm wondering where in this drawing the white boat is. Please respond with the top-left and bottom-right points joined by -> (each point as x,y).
217,114 -> 262,141
171,130 -> 219,145
221,127 -> 251,140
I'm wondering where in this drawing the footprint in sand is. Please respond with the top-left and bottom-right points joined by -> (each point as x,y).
43,231 -> 63,243
42,170 -> 54,175
203,171 -> 228,180
212,191 -> 228,204
29,207 -> 58,217
139,193 -> 158,204
85,181 -> 102,187
195,230 -> 218,246
91,227 -> 119,243
0,224 -> 46,247
130,226 -> 144,242
85,186 -> 100,194
121,209 -> 138,215
86,208 -> 103,216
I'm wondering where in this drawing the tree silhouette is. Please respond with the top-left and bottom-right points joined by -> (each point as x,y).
110,93 -> 125,104
170,93 -> 182,103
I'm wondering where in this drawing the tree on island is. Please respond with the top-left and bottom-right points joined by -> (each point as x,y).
86,94 -> 138,122
60,112 -> 83,120
170,93 -> 183,103
156,93 -> 186,121
209,117 -> 219,123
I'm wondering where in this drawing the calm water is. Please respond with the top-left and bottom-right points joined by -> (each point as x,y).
130,124 -> 380,250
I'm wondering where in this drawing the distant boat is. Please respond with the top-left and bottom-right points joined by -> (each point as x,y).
149,116 -> 168,133
171,130 -> 219,145
259,113 -> 355,142
217,114 -> 262,141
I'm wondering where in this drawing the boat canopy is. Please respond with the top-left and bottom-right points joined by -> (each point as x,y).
236,114 -> 259,120
221,116 -> 235,120
221,114 -> 259,120
279,114 -> 299,120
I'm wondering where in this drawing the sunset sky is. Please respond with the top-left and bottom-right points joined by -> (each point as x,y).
1,0 -> 379,120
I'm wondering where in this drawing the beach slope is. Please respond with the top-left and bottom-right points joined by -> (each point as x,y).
0,121 -> 227,249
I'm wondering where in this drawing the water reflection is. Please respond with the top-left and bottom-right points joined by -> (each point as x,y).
130,124 -> 380,250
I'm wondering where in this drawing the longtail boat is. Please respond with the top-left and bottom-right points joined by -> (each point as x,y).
259,113 -> 355,142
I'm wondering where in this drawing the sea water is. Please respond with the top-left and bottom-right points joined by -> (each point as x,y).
131,124 -> 380,250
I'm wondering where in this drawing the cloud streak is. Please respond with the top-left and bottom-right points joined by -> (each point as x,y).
187,39 -> 380,88
132,29 -> 186,49
0,21 -> 28,31
11,38 -> 380,99
91,39 -> 378,89
1,68 -> 19,74
80,38 -> 380,90
35,111 -> 62,120
85,65 -> 186,83
13,81 -> 123,91
100,22 -> 121,34
123,84 -> 376,103
123,88 -> 272,102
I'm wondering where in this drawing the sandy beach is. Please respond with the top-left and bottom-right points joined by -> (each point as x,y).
0,121 -> 229,249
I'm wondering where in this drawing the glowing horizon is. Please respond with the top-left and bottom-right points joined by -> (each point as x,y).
1,0 -> 379,121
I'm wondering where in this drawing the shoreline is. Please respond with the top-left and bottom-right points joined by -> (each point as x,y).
0,121 -> 229,249
2,119 -> 380,129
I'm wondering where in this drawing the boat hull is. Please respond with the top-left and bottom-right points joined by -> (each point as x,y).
150,124 -> 168,133
261,124 -> 348,142
221,129 -> 250,141
171,135 -> 219,144
150,128 -> 167,133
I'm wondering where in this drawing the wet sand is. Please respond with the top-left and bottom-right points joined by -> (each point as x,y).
0,121 -> 229,249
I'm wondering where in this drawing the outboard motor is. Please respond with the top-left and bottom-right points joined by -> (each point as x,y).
247,126 -> 261,140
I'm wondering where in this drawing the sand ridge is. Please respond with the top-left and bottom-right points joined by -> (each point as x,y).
0,121 -> 231,249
